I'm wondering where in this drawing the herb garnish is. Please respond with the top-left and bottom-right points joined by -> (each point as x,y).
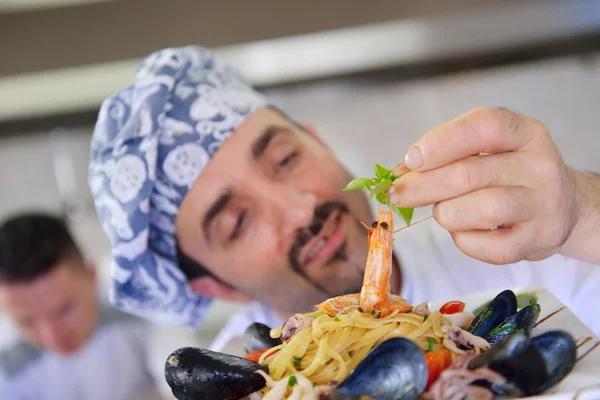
293,356 -> 302,369
288,376 -> 297,387
427,337 -> 436,352
344,164 -> 414,226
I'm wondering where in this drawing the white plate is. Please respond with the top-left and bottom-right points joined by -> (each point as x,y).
429,286 -> 600,400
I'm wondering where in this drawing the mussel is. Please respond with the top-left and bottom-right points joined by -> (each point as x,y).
244,322 -> 283,353
467,289 -> 541,345
329,337 -> 428,400
485,299 -> 541,346
468,289 -> 517,338
469,330 -> 577,396
164,346 -> 268,400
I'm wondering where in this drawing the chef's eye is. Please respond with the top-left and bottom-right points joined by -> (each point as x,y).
229,210 -> 247,241
276,151 -> 299,171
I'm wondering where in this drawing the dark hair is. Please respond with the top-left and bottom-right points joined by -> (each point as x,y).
0,212 -> 84,284
175,241 -> 227,282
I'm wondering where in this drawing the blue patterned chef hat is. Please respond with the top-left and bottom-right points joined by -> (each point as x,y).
88,46 -> 269,328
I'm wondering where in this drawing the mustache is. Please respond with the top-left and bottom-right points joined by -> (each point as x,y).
288,201 -> 349,272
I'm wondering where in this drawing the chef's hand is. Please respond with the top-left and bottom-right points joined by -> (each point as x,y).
387,107 -> 600,265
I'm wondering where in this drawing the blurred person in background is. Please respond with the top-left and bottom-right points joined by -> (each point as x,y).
0,212 -> 176,400
87,46 -> 600,360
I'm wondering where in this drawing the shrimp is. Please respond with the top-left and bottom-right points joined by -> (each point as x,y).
316,293 -> 361,316
360,208 -> 395,312
316,208 -> 412,317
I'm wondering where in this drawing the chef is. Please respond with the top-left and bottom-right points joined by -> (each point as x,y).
87,46 -> 600,354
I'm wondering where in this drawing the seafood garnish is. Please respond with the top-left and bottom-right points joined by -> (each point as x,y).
280,314 -> 313,341
330,337 -> 428,400
425,354 -> 505,400
444,312 -> 475,330
442,325 -> 491,355
413,301 -> 431,317
316,210 -> 413,317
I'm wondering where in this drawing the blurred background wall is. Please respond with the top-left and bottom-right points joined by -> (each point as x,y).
1,0 -> 600,389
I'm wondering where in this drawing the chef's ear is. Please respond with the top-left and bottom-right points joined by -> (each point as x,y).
189,276 -> 253,303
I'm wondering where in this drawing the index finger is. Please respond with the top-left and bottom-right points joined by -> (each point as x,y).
405,107 -> 540,172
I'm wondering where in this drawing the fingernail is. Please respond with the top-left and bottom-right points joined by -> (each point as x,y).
405,146 -> 423,169
392,163 -> 410,177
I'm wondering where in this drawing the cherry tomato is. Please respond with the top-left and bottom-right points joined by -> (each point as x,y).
243,348 -> 272,363
439,300 -> 466,314
424,350 -> 453,389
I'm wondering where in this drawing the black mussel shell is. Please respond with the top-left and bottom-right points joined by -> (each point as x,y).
165,346 -> 268,400
529,330 -> 577,393
469,330 -> 577,396
485,300 -> 541,346
468,334 -> 531,396
468,289 -> 517,338
244,322 -> 283,353
330,337 -> 428,400
468,333 -> 530,371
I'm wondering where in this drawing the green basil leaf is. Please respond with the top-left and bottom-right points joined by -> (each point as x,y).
343,164 -> 415,227
344,177 -> 372,191
371,179 -> 393,195
390,204 -> 414,226
374,164 -> 392,179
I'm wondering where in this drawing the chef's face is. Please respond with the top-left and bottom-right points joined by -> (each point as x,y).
175,107 -> 375,314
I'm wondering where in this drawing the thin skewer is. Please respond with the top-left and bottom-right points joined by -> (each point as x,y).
394,215 -> 434,233
360,215 -> 434,232
360,221 -> 371,231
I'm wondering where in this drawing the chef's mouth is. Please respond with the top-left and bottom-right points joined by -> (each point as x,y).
289,201 -> 349,272
301,211 -> 344,266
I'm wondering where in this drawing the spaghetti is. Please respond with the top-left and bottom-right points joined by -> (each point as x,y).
251,304 -> 464,399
